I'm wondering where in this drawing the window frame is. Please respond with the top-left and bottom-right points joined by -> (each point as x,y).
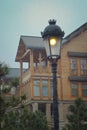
80,58 -> 87,76
70,58 -> 77,76
71,82 -> 78,96
42,79 -> 48,97
82,82 -> 87,97
33,79 -> 40,96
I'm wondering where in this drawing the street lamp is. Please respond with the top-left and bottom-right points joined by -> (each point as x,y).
41,19 -> 64,130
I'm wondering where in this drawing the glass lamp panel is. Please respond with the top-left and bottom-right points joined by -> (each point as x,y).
44,40 -> 51,57
50,39 -> 61,57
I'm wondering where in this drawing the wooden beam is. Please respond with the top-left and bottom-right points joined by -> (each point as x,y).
21,49 -> 30,59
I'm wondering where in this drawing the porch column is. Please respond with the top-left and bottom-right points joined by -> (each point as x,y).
46,103 -> 51,122
59,102 -> 64,121
20,60 -> 23,96
47,61 -> 51,73
30,51 -> 34,72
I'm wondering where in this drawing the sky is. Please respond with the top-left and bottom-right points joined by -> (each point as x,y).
0,0 -> 87,68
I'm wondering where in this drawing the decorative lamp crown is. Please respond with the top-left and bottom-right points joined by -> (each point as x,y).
41,19 -> 64,39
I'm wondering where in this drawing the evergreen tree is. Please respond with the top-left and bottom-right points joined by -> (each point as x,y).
3,106 -> 48,130
0,62 -> 9,79
10,77 -> 19,88
0,62 -> 9,129
63,98 -> 87,130
20,109 -> 48,130
0,62 -> 48,130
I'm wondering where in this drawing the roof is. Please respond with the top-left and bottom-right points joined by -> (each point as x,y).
15,36 -> 46,62
62,22 -> 87,44
20,36 -> 44,49
5,68 -> 20,79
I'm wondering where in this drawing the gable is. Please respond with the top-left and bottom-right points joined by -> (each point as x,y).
61,29 -> 87,55
15,36 -> 46,62
63,22 -> 87,45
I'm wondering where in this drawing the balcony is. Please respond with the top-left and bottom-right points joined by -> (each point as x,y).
22,62 -> 60,84
34,66 -> 51,74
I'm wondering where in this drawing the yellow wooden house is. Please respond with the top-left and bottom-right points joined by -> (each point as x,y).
15,22 -> 87,130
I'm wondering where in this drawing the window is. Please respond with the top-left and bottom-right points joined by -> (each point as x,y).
82,83 -> 87,96
71,82 -> 78,96
81,59 -> 87,75
34,80 -> 40,96
70,58 -> 77,75
42,80 -> 48,96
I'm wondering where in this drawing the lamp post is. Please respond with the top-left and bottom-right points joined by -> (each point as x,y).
41,19 -> 64,130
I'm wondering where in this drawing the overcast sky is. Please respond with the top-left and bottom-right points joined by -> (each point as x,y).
0,0 -> 87,68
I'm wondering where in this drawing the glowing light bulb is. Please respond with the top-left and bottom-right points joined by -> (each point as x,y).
50,38 -> 57,46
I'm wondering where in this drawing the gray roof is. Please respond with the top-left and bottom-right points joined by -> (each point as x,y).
20,23 -> 87,48
5,68 -> 20,79
21,36 -> 44,49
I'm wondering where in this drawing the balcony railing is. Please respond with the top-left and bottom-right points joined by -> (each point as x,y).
22,69 -> 31,83
22,64 -> 59,83
34,66 -> 51,73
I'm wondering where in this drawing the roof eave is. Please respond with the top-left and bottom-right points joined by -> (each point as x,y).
63,22 -> 87,45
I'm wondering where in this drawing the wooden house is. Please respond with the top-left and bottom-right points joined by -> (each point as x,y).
15,22 -> 87,129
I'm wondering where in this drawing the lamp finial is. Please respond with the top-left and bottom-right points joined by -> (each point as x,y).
49,19 -> 56,25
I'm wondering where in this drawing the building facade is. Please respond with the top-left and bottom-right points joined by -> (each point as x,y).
15,22 -> 87,130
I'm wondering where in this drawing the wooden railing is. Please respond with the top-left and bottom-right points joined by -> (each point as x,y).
22,69 -> 31,83
34,65 -> 51,74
